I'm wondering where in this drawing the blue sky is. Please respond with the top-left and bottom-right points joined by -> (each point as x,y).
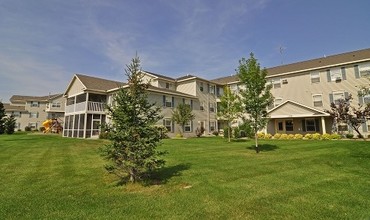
1,0 -> 369,102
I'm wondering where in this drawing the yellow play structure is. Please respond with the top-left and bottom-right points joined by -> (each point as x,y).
42,118 -> 63,134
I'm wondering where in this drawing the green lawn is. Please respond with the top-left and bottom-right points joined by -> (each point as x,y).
0,133 -> 369,219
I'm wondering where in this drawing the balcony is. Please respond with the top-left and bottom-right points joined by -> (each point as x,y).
65,101 -> 106,114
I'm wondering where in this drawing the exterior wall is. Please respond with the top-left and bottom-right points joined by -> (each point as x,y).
177,80 -> 196,96
67,78 -> 85,96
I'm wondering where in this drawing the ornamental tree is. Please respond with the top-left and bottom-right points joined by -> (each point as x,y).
172,103 -> 195,137
237,53 -> 273,153
100,55 -> 166,183
0,101 -> 5,134
217,86 -> 242,142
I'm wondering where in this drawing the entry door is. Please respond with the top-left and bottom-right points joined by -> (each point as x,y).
277,120 -> 284,133
92,119 -> 100,137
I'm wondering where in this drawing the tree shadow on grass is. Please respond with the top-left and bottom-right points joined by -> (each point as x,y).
145,163 -> 191,186
247,144 -> 279,152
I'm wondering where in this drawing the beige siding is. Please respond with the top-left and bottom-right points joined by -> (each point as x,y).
66,78 -> 85,97
177,80 -> 196,96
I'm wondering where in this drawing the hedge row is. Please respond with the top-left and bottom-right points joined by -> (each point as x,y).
257,132 -> 342,140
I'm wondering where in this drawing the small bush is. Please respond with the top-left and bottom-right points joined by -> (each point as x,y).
312,133 -> 321,140
287,134 -> 295,140
330,133 -> 341,139
273,133 -> 281,139
264,133 -> 272,139
212,131 -> 219,136
257,132 -> 265,139
39,127 -> 46,132
223,127 -> 230,139
304,133 -> 313,139
25,126 -> 32,132
99,131 -> 110,139
196,126 -> 205,137
280,134 -> 288,140
294,134 -> 303,139
345,133 -> 354,139
175,133 -> 183,138
321,133 -> 331,140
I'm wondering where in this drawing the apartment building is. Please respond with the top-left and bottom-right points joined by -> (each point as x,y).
4,94 -> 65,130
63,73 -> 219,138
211,48 -> 370,137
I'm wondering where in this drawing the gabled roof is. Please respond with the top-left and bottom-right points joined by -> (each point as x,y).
268,100 -> 330,118
9,94 -> 63,103
211,48 -> 370,85
76,74 -> 125,91
176,74 -> 221,85
147,85 -> 196,99
3,103 -> 27,112
143,71 -> 176,82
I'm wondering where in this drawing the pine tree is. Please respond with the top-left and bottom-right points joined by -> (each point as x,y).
0,101 -> 6,134
172,103 -> 195,137
217,86 -> 242,142
4,115 -> 16,134
237,53 -> 273,153
100,55 -> 166,183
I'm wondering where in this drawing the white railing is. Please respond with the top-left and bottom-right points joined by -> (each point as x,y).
87,101 -> 105,112
65,101 -> 106,113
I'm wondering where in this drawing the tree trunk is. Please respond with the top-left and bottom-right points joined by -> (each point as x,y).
228,123 -> 231,143
254,131 -> 259,153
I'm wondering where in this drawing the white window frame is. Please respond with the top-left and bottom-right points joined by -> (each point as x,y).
272,78 -> 281,89
209,103 -> 215,112
330,68 -> 342,81
30,101 -> 39,107
165,96 -> 173,108
29,122 -> 37,129
310,72 -> 320,83
184,121 -> 192,132
285,120 -> 294,131
312,94 -> 323,107
12,112 -> 21,117
51,102 -> 61,108
165,82 -> 172,89
199,82 -> 204,92
29,112 -> 38,118
210,121 -> 216,132
333,91 -> 344,105
363,94 -> 370,104
359,62 -> 370,77
163,118 -> 173,133
209,85 -> 215,94
200,102 -> 205,111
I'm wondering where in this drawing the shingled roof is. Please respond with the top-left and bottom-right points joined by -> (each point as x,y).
75,74 -> 125,92
143,71 -> 176,82
9,94 -> 63,103
3,103 -> 27,112
211,48 -> 370,85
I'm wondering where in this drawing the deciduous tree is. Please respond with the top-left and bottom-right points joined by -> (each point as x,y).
237,53 -> 273,153
0,101 -> 6,134
172,103 -> 195,137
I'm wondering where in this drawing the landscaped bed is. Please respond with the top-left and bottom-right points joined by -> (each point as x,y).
0,133 -> 369,219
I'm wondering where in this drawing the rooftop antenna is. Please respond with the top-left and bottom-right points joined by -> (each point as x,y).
279,45 -> 286,64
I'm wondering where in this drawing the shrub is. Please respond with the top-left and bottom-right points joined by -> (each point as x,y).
175,133 -> 183,138
99,131 -> 110,139
287,134 -> 295,140
304,133 -> 313,139
280,134 -> 288,140
257,132 -> 265,139
25,126 -> 32,132
330,133 -> 341,139
39,127 -> 46,132
195,126 -> 205,137
238,121 -> 253,138
321,133 -> 331,140
345,133 -> 354,139
223,127 -> 229,139
294,134 -> 303,139
312,133 -> 321,140
212,131 -> 219,136
264,133 -> 272,139
273,133 -> 281,139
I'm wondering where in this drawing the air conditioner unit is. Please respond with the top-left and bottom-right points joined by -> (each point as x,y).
282,79 -> 288,84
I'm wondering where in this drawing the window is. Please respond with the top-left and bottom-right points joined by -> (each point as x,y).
333,92 -> 344,105
30,101 -> 39,107
359,62 -> 370,77
274,98 -> 283,107
199,82 -> 204,92
200,102 -> 205,111
305,119 -> 316,132
329,68 -> 342,81
29,112 -> 38,118
338,123 -> 348,132
210,121 -> 216,132
51,102 -> 61,108
363,94 -> 370,104
164,96 -> 173,107
272,78 -> 281,89
310,72 -> 320,83
312,94 -> 323,107
165,82 -> 172,89
12,112 -> 21,117
285,120 -> 293,131
277,121 -> 283,131
229,84 -> 238,93
209,85 -> 215,94
209,103 -> 215,112
216,87 -> 223,97
28,122 -> 37,129
163,118 -> 173,132
184,121 -> 192,132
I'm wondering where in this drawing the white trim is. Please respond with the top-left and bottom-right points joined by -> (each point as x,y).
268,99 -> 330,117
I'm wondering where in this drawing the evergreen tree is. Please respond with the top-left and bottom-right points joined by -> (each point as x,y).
172,103 -> 195,136
100,55 -> 166,183
217,86 -> 242,142
237,53 -> 273,153
4,115 -> 16,134
0,101 -> 6,134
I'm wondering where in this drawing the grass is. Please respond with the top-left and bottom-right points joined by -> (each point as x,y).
0,133 -> 369,219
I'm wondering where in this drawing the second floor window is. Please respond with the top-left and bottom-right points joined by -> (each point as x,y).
200,102 -> 205,111
209,103 -> 215,112
310,72 -> 320,83
272,78 -> 281,89
312,94 -> 323,107
163,96 -> 173,108
359,62 -> 370,77
51,102 -> 61,108
29,112 -> 38,118
163,118 -> 173,133
199,82 -> 204,92
30,101 -> 39,107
